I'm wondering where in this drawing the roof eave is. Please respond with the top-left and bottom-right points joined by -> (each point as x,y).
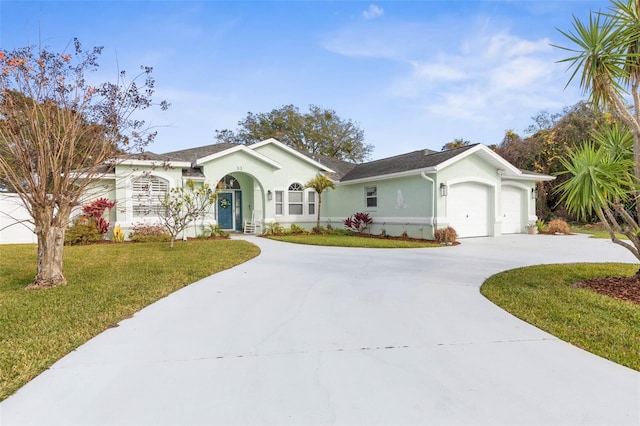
512,173 -> 556,182
337,167 -> 436,185
118,159 -> 192,168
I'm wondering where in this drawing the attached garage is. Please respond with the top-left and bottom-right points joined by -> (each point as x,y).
447,182 -> 491,238
501,186 -> 525,234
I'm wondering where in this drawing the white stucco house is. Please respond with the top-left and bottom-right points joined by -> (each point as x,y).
87,138 -> 554,239
0,138 -> 554,243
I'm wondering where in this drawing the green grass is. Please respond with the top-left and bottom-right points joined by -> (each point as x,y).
0,240 -> 260,401
570,223 -> 628,239
481,263 -> 640,371
266,233 -> 441,248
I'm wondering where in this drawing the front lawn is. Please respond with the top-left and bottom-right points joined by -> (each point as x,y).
570,223 -> 628,240
481,263 -> 640,371
266,233 -> 441,248
0,240 -> 260,401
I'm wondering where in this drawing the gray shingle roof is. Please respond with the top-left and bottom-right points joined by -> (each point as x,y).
119,142 -> 489,183
339,144 -> 477,182
124,143 -> 237,163
306,154 -> 357,180
160,143 -> 237,162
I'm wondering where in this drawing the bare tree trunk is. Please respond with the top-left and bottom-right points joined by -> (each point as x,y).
28,224 -> 67,289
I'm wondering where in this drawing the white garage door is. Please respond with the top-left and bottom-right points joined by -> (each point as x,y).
502,186 -> 524,234
448,182 -> 490,238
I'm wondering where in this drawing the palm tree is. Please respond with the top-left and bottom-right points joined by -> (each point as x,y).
304,174 -> 335,233
556,0 -> 640,262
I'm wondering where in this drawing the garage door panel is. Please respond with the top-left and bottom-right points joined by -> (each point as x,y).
448,182 -> 490,238
502,186 -> 524,234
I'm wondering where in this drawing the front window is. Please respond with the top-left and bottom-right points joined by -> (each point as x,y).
275,190 -> 284,215
365,186 -> 377,208
308,191 -> 316,215
132,175 -> 169,217
288,183 -> 304,215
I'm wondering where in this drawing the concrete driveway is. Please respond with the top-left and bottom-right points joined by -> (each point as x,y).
1,234 -> 639,425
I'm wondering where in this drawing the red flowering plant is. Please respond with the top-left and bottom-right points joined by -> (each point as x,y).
82,197 -> 116,234
343,212 -> 373,234
65,198 -> 116,245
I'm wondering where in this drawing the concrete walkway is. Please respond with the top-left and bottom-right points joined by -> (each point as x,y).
1,234 -> 639,425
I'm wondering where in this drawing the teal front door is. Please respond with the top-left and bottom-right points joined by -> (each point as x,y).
218,192 -> 234,230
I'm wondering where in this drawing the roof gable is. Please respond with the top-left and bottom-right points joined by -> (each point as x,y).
249,138 -> 336,174
339,144 -> 549,183
195,144 -> 282,169
433,144 -> 522,175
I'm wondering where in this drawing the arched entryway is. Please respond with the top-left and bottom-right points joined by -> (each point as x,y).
215,173 -> 267,232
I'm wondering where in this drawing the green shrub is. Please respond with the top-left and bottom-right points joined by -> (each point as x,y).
65,216 -> 103,245
129,223 -> 171,242
197,224 -> 230,239
434,226 -> 458,244
536,219 -> 546,233
547,219 -> 571,235
65,198 -> 116,245
262,222 -> 285,236
290,224 -> 307,235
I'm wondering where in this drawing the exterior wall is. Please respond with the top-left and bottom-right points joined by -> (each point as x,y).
0,193 -> 36,244
327,173 -> 436,239
245,145 -> 326,227
112,165 -> 184,238
0,181 -> 118,244
200,150 -> 278,228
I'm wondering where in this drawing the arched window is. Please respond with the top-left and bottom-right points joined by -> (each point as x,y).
132,175 -> 169,217
288,182 -> 304,215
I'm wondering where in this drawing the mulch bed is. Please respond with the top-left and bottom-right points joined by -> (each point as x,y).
574,276 -> 640,305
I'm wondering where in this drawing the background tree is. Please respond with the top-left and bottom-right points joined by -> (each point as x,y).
158,180 -> 217,249
555,0 -> 640,261
0,39 -> 168,288
441,138 -> 472,151
304,174 -> 335,232
215,104 -> 373,163
495,102 -> 605,219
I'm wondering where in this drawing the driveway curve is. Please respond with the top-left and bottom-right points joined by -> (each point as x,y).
2,234 -> 639,425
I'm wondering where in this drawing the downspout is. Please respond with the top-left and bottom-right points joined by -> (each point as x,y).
420,171 -> 437,230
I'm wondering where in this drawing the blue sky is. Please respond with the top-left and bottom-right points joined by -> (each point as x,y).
1,0 -> 607,160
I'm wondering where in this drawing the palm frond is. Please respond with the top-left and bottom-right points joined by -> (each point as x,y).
555,11 -> 630,107
557,142 -> 634,220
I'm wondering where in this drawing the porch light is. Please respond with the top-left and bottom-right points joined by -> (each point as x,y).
440,183 -> 448,197
531,188 -> 538,199
267,190 -> 273,201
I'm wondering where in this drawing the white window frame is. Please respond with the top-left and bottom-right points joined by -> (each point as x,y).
288,183 -> 304,215
275,190 -> 284,215
308,191 -> 316,216
274,183 -> 317,217
365,186 -> 377,209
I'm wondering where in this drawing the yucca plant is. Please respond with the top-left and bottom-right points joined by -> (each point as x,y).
556,0 -> 640,264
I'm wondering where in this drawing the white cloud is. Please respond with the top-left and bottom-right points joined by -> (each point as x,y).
321,22 -> 432,60
363,4 -> 384,20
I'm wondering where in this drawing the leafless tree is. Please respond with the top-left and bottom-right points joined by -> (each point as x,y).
0,39 -> 168,288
